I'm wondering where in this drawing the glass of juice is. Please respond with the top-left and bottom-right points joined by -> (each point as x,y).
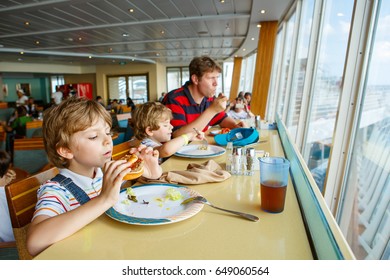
258,157 -> 290,213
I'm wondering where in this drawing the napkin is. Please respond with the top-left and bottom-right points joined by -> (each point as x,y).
137,160 -> 231,185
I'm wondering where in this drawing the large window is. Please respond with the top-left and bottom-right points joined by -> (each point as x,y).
267,0 -> 389,259
107,74 -> 148,104
286,0 -> 316,140
303,0 -> 354,191
337,0 -> 390,260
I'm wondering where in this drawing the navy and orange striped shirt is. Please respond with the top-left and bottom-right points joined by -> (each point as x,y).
163,82 -> 227,132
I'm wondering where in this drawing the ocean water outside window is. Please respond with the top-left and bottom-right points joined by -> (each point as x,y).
337,0 -> 390,260
303,0 -> 354,192
286,0 -> 315,140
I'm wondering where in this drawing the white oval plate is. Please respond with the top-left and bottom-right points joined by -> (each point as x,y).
105,184 -> 203,225
174,144 -> 226,158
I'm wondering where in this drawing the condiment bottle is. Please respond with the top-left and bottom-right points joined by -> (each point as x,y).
225,142 -> 233,172
232,147 -> 242,175
245,147 -> 255,176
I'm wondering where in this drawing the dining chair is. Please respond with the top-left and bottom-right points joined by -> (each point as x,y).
112,139 -> 140,160
13,137 -> 48,174
5,167 -> 59,259
26,120 -> 43,138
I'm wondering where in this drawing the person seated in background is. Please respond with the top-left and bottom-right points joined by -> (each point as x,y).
162,56 -> 246,137
25,96 -> 39,118
225,96 -> 254,120
126,97 -> 136,111
158,92 -> 167,103
1,105 -> 32,139
0,150 -> 16,243
244,92 -> 252,109
132,102 -> 204,161
16,89 -> 29,106
106,99 -> 120,113
95,96 -> 105,107
26,97 -> 162,257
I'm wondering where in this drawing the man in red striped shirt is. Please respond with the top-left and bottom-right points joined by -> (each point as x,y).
163,56 -> 246,138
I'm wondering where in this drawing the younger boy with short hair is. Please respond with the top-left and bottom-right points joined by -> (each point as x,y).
132,102 -> 204,160
27,97 -> 162,256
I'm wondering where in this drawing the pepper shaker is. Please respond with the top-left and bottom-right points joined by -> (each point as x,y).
245,148 -> 256,176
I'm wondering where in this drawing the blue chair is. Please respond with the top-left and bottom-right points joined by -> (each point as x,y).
13,138 -> 48,174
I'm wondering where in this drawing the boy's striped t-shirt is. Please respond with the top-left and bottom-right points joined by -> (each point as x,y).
32,168 -> 103,219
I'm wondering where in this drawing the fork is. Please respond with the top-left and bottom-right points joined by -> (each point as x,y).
182,196 -> 259,222
193,128 -> 208,150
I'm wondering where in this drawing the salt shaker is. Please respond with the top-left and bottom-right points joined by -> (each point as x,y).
245,148 -> 256,176
232,147 -> 242,175
225,142 -> 233,172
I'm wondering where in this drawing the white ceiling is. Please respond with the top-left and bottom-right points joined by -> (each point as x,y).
0,0 -> 291,66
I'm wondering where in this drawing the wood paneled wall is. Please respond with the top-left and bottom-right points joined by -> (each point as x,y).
251,21 -> 278,118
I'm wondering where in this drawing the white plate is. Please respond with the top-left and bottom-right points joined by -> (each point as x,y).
174,144 -> 226,158
209,130 -> 221,135
105,184 -> 203,225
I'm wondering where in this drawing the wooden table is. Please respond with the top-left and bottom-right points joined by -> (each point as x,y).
34,129 -> 313,260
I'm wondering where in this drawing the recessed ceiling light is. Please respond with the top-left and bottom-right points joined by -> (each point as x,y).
24,21 -> 30,26
220,0 -> 225,3
128,8 -> 134,13
251,37 -> 255,40
20,51 -> 24,55
259,10 -> 266,14
88,56 -> 92,59
243,48 -> 246,51
18,58 -> 23,61
156,53 -> 160,56
122,33 -> 129,37
161,30 -> 165,34
78,37 -> 82,41
35,40 -> 40,45
257,24 -> 261,28
65,37 -> 74,41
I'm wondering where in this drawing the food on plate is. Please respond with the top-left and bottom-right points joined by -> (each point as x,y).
126,187 -> 137,202
197,145 -> 209,151
165,188 -> 183,201
121,154 -> 144,180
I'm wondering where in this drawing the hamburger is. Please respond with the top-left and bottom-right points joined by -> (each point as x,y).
122,154 -> 144,180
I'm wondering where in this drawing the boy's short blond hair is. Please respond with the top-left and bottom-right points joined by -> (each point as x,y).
132,102 -> 172,140
43,97 -> 112,168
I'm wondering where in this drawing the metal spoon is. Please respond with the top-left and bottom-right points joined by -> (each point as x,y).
182,196 -> 259,222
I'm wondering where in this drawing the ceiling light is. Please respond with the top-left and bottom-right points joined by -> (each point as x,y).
20,51 -> 24,55
88,56 -> 92,59
251,37 -> 255,40
220,0 -> 225,3
242,48 -> 246,51
122,33 -> 129,37
156,53 -> 160,56
24,21 -> 30,26
259,10 -> 266,14
18,58 -> 23,61
78,37 -> 82,41
35,40 -> 40,45
161,30 -> 165,34
257,24 -> 261,28
128,8 -> 134,13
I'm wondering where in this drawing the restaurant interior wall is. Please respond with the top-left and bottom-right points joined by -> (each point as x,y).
1,75 -> 50,105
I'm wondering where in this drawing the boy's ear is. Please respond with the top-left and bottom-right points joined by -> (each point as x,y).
191,74 -> 199,85
57,146 -> 74,159
145,126 -> 153,137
